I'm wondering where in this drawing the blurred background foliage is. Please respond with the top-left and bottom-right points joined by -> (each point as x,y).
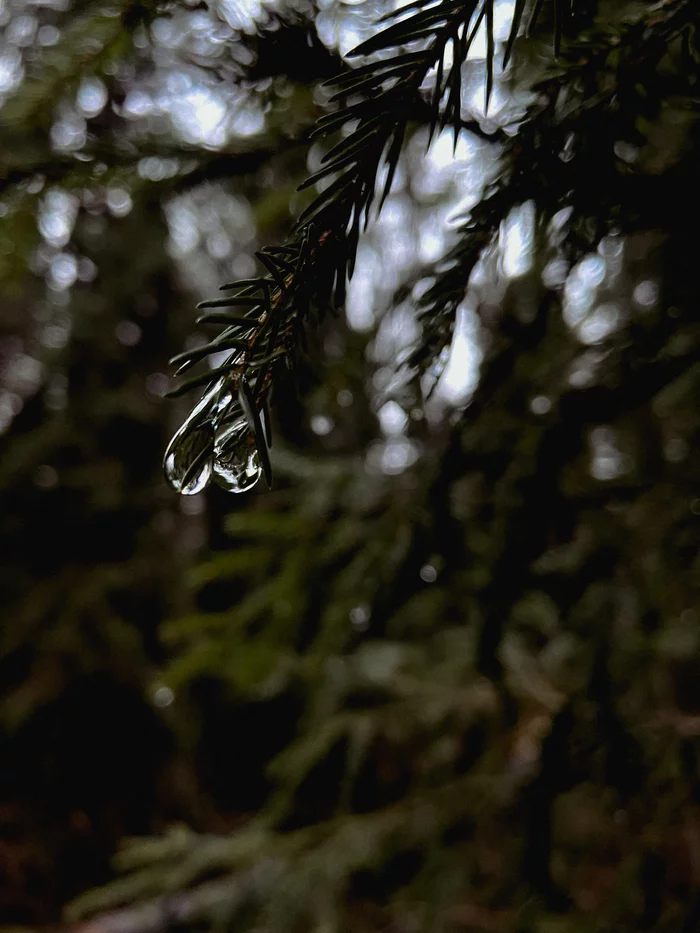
1,0 -> 700,931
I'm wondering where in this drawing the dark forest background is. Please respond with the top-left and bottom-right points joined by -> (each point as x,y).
1,0 -> 700,930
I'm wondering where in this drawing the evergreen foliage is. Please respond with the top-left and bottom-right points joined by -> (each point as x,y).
162,0 -> 573,494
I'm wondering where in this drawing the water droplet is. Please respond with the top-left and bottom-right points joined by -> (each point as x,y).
164,421 -> 214,495
188,377 -> 233,422
164,379 -> 244,495
213,418 -> 262,493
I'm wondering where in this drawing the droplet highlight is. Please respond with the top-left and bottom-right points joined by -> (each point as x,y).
164,421 -> 214,495
213,418 -> 262,493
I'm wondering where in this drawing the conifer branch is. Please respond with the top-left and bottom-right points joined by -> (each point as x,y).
163,0 -> 576,494
404,0 -> 697,375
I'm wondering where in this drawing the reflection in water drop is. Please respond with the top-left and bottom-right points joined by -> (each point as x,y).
164,421 -> 214,495
213,418 -> 262,493
191,377 -> 233,422
164,377 -> 238,494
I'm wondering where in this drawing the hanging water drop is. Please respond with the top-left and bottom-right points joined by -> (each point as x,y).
164,377 -> 238,495
164,421 -> 214,495
213,418 -> 262,493
187,376 -> 233,423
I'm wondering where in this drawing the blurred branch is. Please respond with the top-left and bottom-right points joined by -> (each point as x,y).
0,144 -> 286,195
71,874 -> 258,933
